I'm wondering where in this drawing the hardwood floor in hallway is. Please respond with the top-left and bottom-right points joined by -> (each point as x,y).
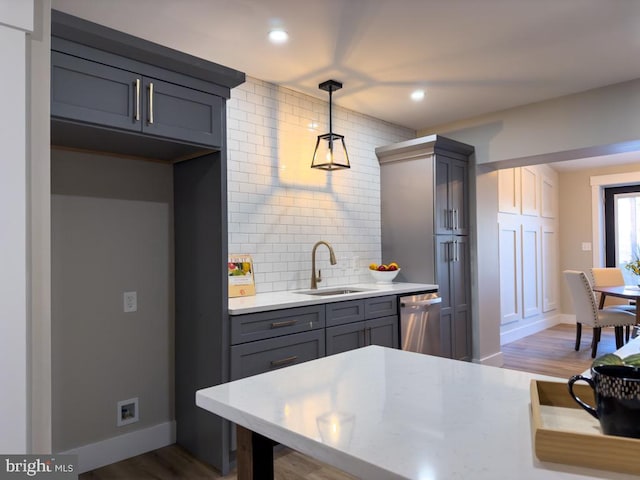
79,323 -> 617,480
501,322 -> 617,379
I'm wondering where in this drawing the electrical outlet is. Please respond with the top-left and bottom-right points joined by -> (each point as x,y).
123,291 -> 137,313
117,397 -> 139,426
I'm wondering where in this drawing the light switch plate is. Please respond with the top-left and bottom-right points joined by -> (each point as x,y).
581,242 -> 592,252
124,291 -> 137,312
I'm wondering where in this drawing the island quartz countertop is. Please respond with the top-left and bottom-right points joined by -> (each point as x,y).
228,282 -> 437,315
197,345 -> 637,479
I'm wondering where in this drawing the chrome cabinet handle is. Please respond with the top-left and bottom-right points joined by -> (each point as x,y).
134,78 -> 140,121
148,82 -> 154,124
453,208 -> 459,230
454,239 -> 460,262
270,355 -> 298,367
270,319 -> 297,329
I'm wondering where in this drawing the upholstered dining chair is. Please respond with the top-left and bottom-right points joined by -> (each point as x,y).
563,270 -> 636,358
591,267 -> 635,341
590,267 -> 636,308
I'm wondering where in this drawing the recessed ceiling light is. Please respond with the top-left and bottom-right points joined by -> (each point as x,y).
269,29 -> 289,44
411,89 -> 425,101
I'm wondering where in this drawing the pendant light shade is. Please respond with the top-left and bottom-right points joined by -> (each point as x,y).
312,80 -> 350,170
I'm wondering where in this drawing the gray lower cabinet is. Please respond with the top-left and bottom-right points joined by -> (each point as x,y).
51,50 -> 223,148
326,316 -> 398,355
230,329 -> 325,380
325,296 -> 399,356
435,235 -> 471,361
230,304 -> 326,380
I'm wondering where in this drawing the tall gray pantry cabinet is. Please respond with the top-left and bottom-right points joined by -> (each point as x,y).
376,135 -> 474,361
50,11 -> 245,475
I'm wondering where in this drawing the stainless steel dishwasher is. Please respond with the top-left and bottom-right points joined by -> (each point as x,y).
399,292 -> 443,356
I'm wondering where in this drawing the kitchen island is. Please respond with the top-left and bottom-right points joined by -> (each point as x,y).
197,345 -> 635,480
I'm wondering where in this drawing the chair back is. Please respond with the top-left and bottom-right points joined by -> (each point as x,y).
564,270 -> 599,327
591,267 -> 628,307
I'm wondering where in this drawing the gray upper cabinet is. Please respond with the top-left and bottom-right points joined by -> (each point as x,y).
52,51 -> 139,132
435,155 -> 469,236
142,77 -> 222,147
51,51 -> 222,148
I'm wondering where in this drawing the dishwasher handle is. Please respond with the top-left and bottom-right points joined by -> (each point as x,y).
400,296 -> 442,308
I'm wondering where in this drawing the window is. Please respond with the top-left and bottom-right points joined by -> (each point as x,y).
605,185 -> 640,283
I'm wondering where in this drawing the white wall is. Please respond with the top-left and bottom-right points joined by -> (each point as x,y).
227,77 -> 415,293
0,0 -> 34,453
30,0 -> 52,454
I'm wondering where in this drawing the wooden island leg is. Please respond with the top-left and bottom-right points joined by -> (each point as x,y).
237,425 -> 274,480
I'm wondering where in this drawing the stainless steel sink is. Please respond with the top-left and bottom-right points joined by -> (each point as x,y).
295,288 -> 372,296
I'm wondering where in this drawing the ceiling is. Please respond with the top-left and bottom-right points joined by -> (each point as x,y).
51,0 -> 640,133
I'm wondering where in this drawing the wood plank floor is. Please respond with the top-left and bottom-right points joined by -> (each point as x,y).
79,323 -> 614,480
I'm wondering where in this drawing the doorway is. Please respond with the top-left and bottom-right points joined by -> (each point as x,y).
604,185 -> 640,284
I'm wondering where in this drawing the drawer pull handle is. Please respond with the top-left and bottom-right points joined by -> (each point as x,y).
148,82 -> 154,124
270,319 -> 297,328
134,78 -> 140,121
270,355 -> 298,367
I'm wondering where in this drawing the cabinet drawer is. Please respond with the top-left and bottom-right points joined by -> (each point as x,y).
325,299 -> 365,327
230,305 -> 325,345
230,330 -> 325,380
364,295 -> 397,318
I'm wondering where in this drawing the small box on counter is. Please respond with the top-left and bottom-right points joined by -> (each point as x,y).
228,254 -> 255,297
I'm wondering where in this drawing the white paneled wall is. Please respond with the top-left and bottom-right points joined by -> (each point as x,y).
227,77 -> 414,293
498,164 -> 560,343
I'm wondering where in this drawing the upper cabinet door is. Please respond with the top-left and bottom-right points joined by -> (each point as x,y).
450,158 -> 468,235
434,156 -> 452,235
435,155 -> 468,235
51,51 -> 139,132
51,51 -> 224,149
141,78 -> 222,148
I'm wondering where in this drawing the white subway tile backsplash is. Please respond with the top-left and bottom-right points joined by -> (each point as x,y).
227,77 -> 414,293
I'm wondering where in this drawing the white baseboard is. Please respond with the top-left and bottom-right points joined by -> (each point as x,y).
557,313 -> 575,324
59,421 -> 176,473
500,314 -> 568,345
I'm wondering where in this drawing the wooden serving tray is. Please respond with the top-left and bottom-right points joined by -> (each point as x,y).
530,379 -> 640,475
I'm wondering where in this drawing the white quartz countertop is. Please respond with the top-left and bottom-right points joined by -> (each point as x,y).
228,282 -> 437,315
197,346 -> 636,479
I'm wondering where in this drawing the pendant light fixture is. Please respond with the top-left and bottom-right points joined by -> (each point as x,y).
311,79 -> 350,170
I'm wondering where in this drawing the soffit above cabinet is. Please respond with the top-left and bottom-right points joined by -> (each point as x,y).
51,10 -> 245,95
376,134 -> 475,164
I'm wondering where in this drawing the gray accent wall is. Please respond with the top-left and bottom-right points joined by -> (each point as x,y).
51,149 -> 173,451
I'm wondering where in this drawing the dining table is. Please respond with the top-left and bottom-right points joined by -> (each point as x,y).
195,345 -> 637,480
592,285 -> 640,324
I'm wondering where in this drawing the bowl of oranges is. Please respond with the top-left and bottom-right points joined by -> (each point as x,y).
369,262 -> 400,284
